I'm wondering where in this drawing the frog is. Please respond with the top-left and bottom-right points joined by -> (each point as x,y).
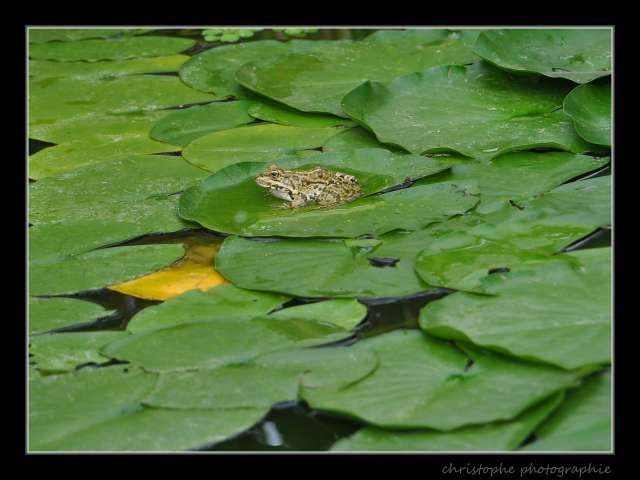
255,164 -> 362,209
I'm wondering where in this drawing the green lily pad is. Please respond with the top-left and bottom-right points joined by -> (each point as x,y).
29,297 -> 112,335
182,123 -> 344,172
145,347 -> 378,409
28,28 -> 141,44
302,330 -> 582,430
248,101 -> 356,128
179,149 -> 466,237
29,36 -> 195,62
341,62 -> 591,159
29,154 -> 208,227
421,151 -> 609,214
29,365 -> 156,450
29,112 -> 182,179
322,127 -> 402,153
180,39 -> 341,98
150,100 -> 255,147
473,29 -> 611,84
420,247 -> 611,370
29,55 -> 189,82
331,392 -> 563,451
29,365 -> 265,451
30,75 -> 217,126
523,370 -> 611,451
30,331 -> 129,373
127,285 -> 289,333
563,81 -> 612,146
270,299 -> 367,331
103,314 -> 352,372
236,31 -> 478,117
30,243 -> 185,296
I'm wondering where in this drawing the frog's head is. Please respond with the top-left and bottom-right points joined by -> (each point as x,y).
255,164 -> 285,188
255,164 -> 294,201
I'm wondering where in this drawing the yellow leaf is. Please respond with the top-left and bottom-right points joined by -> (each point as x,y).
109,238 -> 228,301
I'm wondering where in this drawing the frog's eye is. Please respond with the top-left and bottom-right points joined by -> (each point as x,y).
270,171 -> 279,178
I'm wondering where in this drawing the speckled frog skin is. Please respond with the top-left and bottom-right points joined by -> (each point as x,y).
255,164 -> 362,208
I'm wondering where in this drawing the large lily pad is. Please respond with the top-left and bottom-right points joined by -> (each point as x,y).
331,392 -> 563,451
30,75 -> 217,126
341,62 -> 591,159
29,36 -> 195,62
182,123 -> 344,172
29,55 -> 189,82
179,149 -> 467,237
126,284 -> 288,333
420,248 -> 611,370
420,151 -> 609,213
523,370 -> 611,451
30,243 -> 186,296
103,314 -> 352,372
29,154 -> 208,227
145,347 -> 378,409
29,112 -> 182,179
322,127 -> 402,153
30,331 -> 128,373
302,330 -> 582,430
236,30 -> 478,117
29,297 -> 112,335
473,29 -> 612,84
150,100 -> 255,147
29,365 -> 156,450
270,299 -> 367,331
180,39 -> 342,98
563,81 -> 612,146
29,365 -> 265,451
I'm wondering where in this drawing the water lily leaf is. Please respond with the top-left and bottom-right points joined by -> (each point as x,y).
322,127 -> 403,153
29,297 -> 112,335
302,330 -> 582,430
103,314 -> 351,372
331,392 -> 564,451
29,365 -> 156,450
29,112 -> 182,179
341,63 -> 591,159
30,75 -> 217,126
414,160 -> 611,292
248,101 -> 355,128
179,149 -> 466,237
29,365 -> 265,451
150,100 -> 255,147
216,233 -> 427,298
28,28 -> 142,44
29,36 -> 195,62
29,154 -> 208,227
30,243 -> 186,296
420,151 -> 609,214
182,123 -> 344,172
109,239 -> 228,301
29,55 -> 189,82
270,299 -> 367,331
30,331 -> 128,373
563,80 -> 612,146
420,247 -> 611,370
473,29 -> 611,84
126,284 -> 288,334
523,370 -> 611,451
236,31 -> 478,117
180,39 -> 340,97
145,347 -> 378,409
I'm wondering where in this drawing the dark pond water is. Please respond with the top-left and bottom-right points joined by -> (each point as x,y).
29,28 -> 612,451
